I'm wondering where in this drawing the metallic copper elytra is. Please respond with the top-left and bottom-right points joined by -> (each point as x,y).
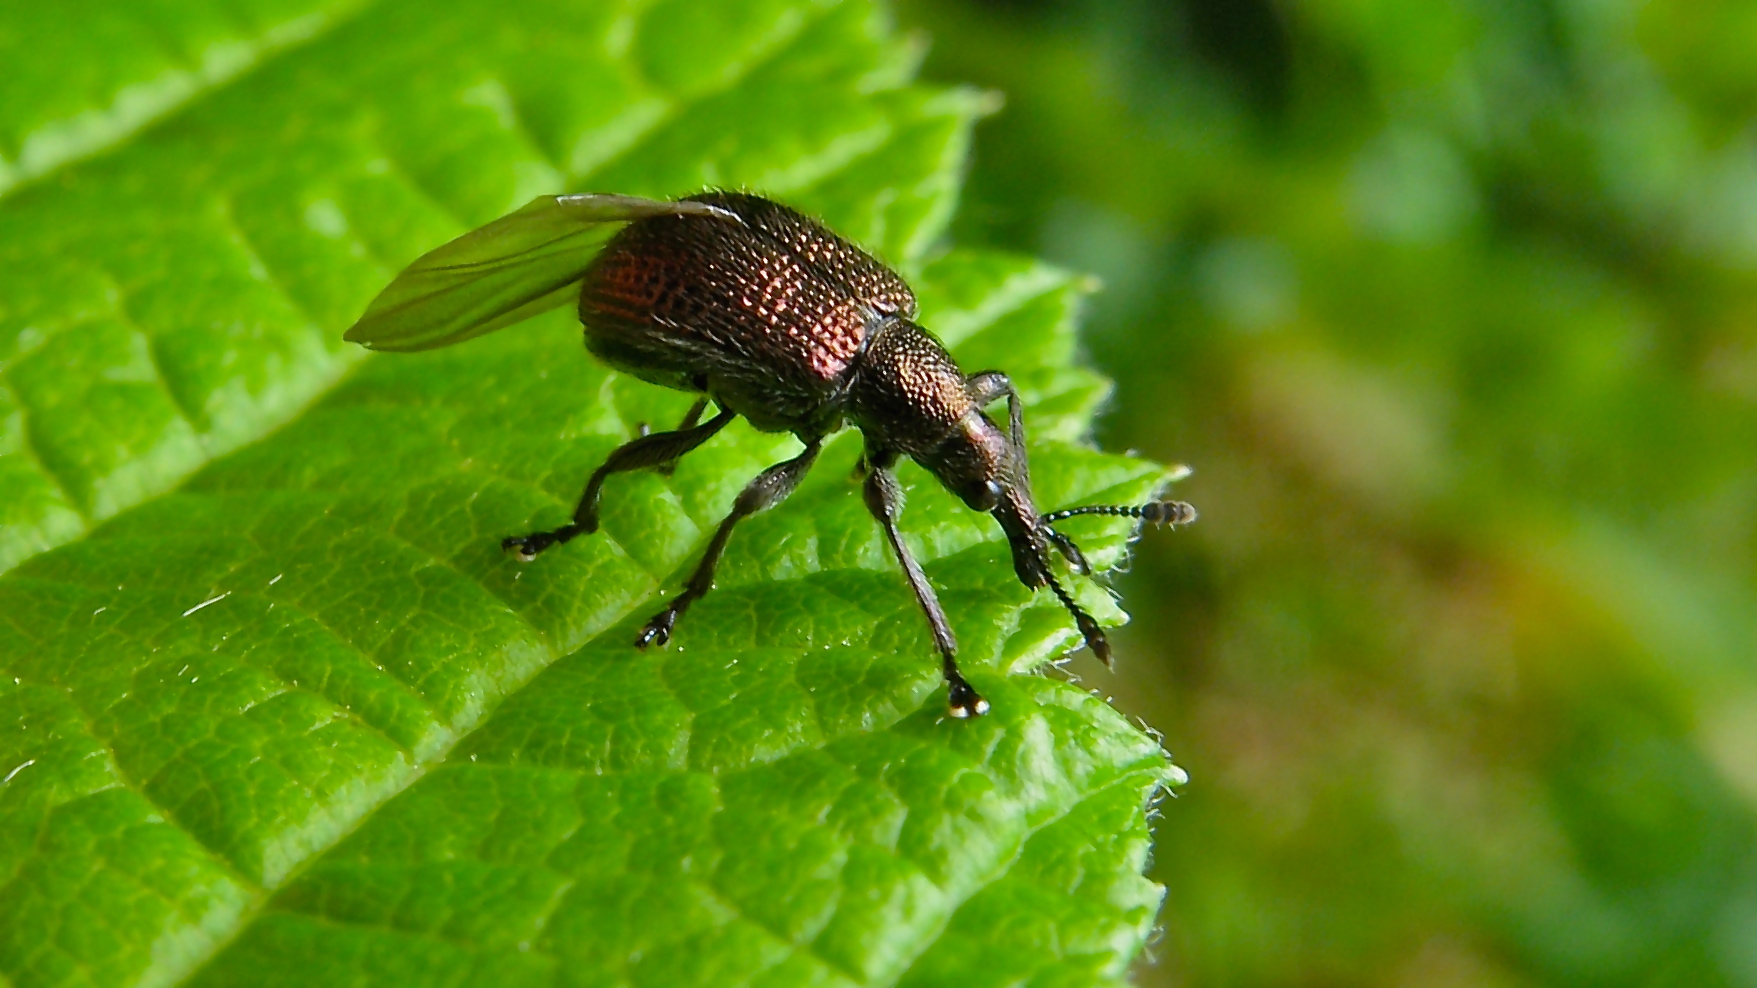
579,194 -> 913,435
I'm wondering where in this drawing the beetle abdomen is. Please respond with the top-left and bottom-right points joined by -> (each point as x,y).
579,193 -> 915,432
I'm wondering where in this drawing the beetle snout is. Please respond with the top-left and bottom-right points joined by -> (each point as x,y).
920,415 -> 1012,510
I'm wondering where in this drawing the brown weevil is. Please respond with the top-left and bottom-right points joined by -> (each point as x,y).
345,191 -> 1195,717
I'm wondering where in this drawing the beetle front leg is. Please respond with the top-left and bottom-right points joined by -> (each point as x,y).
1041,526 -> 1092,575
863,450 -> 988,718
503,406 -> 735,560
966,370 -> 1027,465
634,438 -> 823,648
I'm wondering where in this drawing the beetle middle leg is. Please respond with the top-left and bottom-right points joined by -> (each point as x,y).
503,405 -> 735,560
862,449 -> 988,718
635,396 -> 709,476
634,438 -> 823,649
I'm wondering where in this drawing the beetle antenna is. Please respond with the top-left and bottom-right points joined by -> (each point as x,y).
1038,498 -> 1195,579
1042,566 -> 1112,667
1040,499 -> 1197,528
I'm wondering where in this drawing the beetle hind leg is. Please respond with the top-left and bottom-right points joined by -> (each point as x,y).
503,405 -> 734,560
634,396 -> 709,476
633,438 -> 823,648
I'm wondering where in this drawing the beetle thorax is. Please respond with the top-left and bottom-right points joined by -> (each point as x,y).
848,318 -> 976,456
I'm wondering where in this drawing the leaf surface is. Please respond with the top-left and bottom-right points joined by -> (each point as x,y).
0,2 -> 1181,986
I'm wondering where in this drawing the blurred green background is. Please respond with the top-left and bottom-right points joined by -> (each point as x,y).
894,0 -> 1757,985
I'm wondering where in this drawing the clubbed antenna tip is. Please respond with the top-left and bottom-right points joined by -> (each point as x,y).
1040,499 -> 1197,528
1145,498 -> 1197,526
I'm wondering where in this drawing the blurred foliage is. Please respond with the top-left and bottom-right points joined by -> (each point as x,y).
896,0 -> 1757,985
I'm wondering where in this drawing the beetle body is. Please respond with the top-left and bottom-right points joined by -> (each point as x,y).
580,192 -> 911,436
344,191 -> 1194,717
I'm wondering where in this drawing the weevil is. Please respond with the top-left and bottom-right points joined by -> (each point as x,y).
345,191 -> 1194,717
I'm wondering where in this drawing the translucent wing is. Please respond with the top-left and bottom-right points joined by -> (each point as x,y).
343,194 -> 738,352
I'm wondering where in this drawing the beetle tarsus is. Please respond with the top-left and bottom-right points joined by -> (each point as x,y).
634,610 -> 677,649
945,668 -> 988,719
502,525 -> 583,560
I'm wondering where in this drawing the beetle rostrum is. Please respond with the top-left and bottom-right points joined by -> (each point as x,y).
345,190 -> 1195,718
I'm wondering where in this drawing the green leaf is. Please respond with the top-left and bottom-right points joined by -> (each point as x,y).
0,2 -> 1183,986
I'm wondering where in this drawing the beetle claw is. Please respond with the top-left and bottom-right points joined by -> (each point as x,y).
501,534 -> 546,560
503,522 -> 590,561
503,529 -> 561,560
945,673 -> 989,719
635,611 -> 677,649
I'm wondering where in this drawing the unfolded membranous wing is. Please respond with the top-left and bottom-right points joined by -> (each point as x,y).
343,194 -> 739,351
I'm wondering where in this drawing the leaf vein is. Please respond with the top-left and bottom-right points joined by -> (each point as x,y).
893,770 -> 1162,982
2,379 -> 94,526
30,675 -> 268,896
0,0 -> 379,199
0,569 -> 445,746
370,520 -> 558,668
216,196 -> 338,338
690,877 -> 866,986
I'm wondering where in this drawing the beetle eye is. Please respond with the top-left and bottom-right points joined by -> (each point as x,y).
962,478 -> 1003,512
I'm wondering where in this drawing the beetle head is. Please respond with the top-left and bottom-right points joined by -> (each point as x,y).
915,402 -> 1124,663
851,319 -> 1030,517
851,317 -> 1195,667
915,414 -> 1014,512
853,319 -> 1058,587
